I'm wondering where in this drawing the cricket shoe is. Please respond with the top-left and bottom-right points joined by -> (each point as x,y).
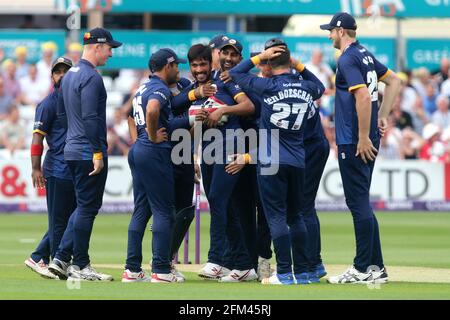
315,263 -> 327,278
198,262 -> 231,280
308,271 -> 321,284
369,267 -> 389,284
219,268 -> 258,283
261,272 -> 295,285
327,266 -> 372,284
170,263 -> 186,283
48,258 -> 70,280
151,272 -> 178,283
257,257 -> 272,281
121,269 -> 151,283
294,272 -> 311,285
24,257 -> 58,279
67,264 -> 114,282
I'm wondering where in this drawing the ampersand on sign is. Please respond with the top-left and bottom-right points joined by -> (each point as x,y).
1,166 -> 27,197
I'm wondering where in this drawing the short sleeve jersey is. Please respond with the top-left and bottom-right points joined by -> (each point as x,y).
335,41 -> 390,145
33,88 -> 71,180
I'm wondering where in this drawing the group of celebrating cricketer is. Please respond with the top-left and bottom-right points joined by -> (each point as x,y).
25,12 -> 402,285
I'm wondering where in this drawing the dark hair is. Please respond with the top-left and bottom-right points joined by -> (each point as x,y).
188,44 -> 212,63
269,48 -> 291,69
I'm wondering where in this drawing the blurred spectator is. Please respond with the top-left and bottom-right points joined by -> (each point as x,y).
19,64 -> 49,106
391,95 -> 414,130
412,67 -> 432,101
419,123 -> 449,162
398,71 -> 419,114
423,81 -> 438,116
0,77 -> 13,120
37,41 -> 57,90
378,116 -> 402,159
431,95 -> 450,130
305,49 -> 334,94
1,59 -> 21,100
14,46 -> 29,79
110,108 -> 131,144
0,105 -> 26,157
410,97 -> 429,136
399,127 -> 423,160
67,42 -> 82,65
0,48 -> 4,65
107,126 -> 129,156
434,57 -> 449,87
441,68 -> 450,98
119,80 -> 141,117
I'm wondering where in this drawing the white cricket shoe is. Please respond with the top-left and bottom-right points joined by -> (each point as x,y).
67,264 -> 114,282
327,266 -> 372,284
219,268 -> 258,282
170,263 -> 186,282
121,269 -> 151,283
198,262 -> 231,280
24,257 -> 58,279
151,272 -> 178,283
257,257 -> 272,281
369,267 -> 389,284
261,272 -> 295,285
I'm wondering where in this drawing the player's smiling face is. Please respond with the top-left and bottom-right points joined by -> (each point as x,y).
329,28 -> 342,50
219,46 -> 241,71
190,58 -> 211,84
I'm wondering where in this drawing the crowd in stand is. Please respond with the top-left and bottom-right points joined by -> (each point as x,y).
0,41 -> 449,162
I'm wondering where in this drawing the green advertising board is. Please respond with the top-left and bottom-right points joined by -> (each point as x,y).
96,30 -> 396,70
406,38 -> 450,71
65,0 -> 450,18
0,30 -> 66,63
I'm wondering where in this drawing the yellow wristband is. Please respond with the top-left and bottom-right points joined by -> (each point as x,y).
93,152 -> 103,160
251,56 -> 261,66
296,62 -> 305,72
188,89 -> 197,101
243,153 -> 252,164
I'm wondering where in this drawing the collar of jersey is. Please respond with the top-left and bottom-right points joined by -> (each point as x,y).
79,58 -> 95,69
342,40 -> 359,54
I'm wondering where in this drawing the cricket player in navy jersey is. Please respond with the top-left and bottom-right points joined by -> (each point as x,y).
320,12 -> 401,284
123,73 -> 199,283
124,48 -> 186,283
25,57 -> 76,279
173,43 -> 257,282
48,28 -> 122,282
229,46 -> 325,285
209,34 -> 229,71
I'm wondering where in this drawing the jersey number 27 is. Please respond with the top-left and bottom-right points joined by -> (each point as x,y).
270,103 -> 309,130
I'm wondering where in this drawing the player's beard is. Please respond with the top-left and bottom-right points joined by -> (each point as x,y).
194,71 -> 210,84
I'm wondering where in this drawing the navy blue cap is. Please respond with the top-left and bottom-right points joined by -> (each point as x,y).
219,38 -> 243,55
51,56 -> 73,72
264,38 -> 287,50
83,27 -> 122,48
209,34 -> 229,49
149,48 -> 187,72
320,12 -> 357,30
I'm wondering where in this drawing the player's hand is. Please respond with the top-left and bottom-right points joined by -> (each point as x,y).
219,71 -> 232,83
356,136 -> 378,164
150,127 -> 168,143
89,158 -> 104,176
259,46 -> 285,61
31,169 -> 46,189
195,108 -> 209,123
378,117 -> 388,137
207,108 -> 225,128
194,163 -> 201,184
225,154 -> 246,175
195,84 -> 217,98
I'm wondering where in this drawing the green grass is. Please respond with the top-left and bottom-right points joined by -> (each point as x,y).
1,212 -> 450,299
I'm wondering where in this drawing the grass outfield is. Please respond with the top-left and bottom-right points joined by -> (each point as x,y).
0,212 -> 450,299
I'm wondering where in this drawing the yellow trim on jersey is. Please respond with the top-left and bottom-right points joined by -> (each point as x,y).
379,69 -> 392,81
295,62 -> 305,73
188,89 -> 197,101
251,56 -> 261,66
234,92 -> 245,101
348,84 -> 366,92
33,129 -> 47,136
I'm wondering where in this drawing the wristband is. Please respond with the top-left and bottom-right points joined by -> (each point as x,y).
93,152 -> 103,160
31,144 -> 44,156
251,56 -> 261,66
243,153 -> 252,164
188,89 -> 197,101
